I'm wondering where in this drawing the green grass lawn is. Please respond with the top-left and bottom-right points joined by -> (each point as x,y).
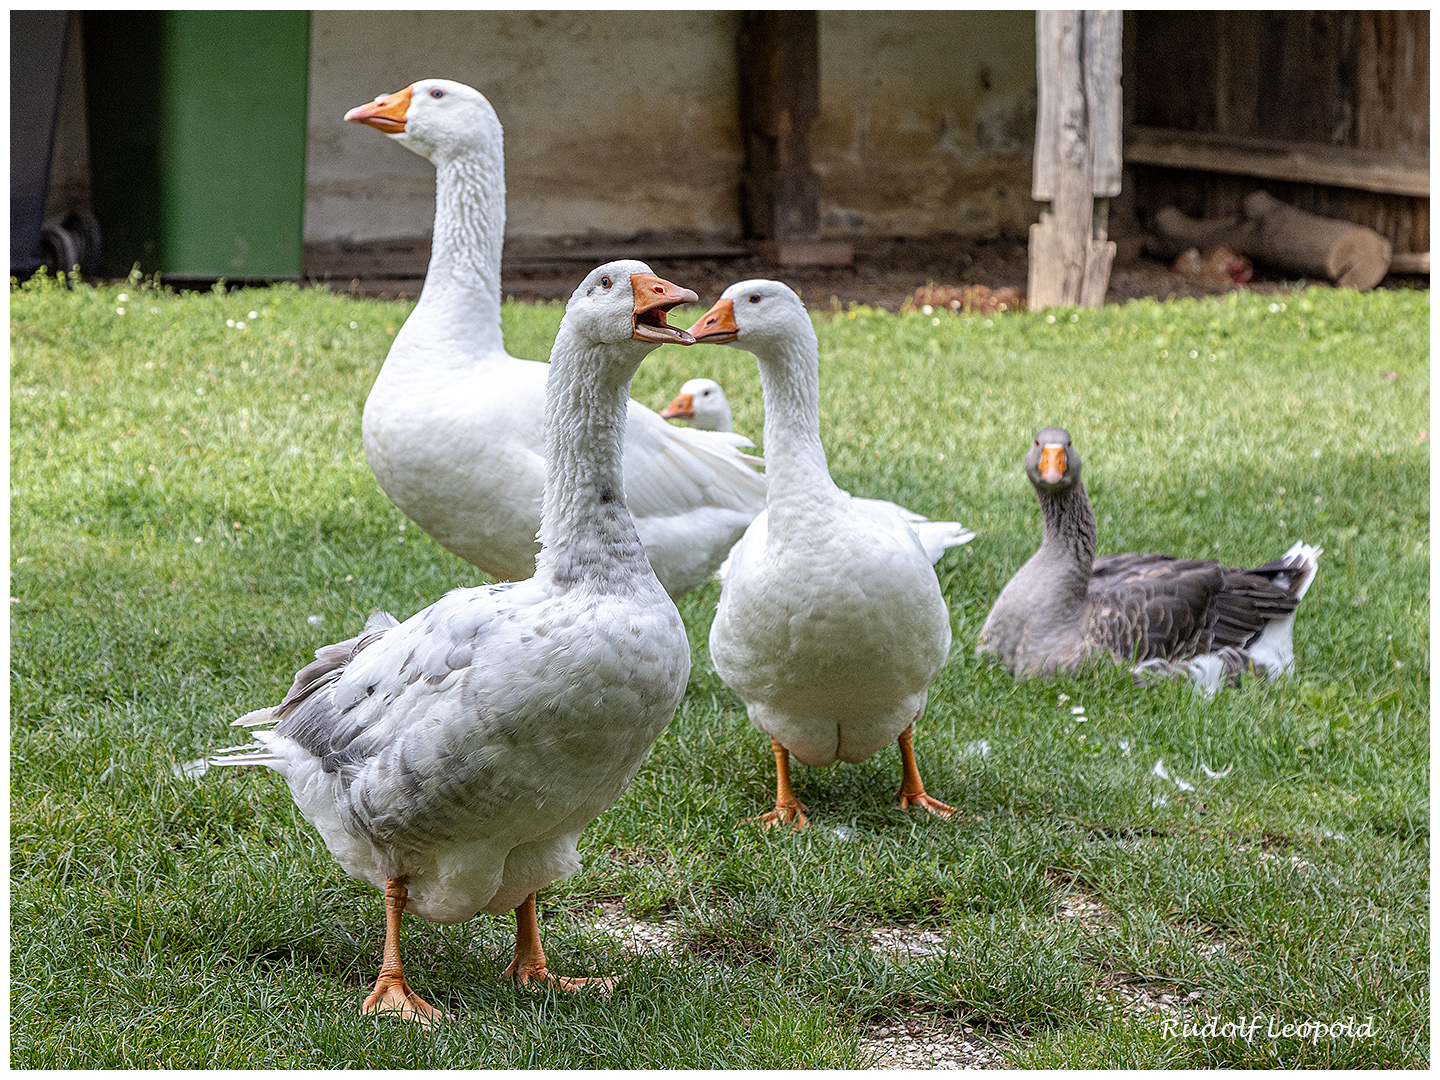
11,272 -> 1428,1068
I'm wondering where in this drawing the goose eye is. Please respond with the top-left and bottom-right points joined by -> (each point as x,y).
601,276 -> 613,289
748,293 -> 761,304
430,88 -> 444,99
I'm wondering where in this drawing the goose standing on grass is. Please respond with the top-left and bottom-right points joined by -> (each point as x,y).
344,80 -> 764,596
662,375 -> 974,564
979,427 -> 1322,694
688,280 -> 962,828
212,262 -> 697,1024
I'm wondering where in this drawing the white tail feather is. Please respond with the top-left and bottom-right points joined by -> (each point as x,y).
908,520 -> 977,564
208,743 -> 280,767
231,707 -> 278,729
1248,541 -> 1322,677
1183,654 -> 1227,698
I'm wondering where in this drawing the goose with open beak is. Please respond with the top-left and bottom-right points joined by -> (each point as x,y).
213,262 -> 695,1023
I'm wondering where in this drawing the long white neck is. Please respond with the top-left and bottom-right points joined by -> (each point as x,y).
711,400 -> 734,433
753,322 -> 844,522
395,135 -> 507,363
533,328 -> 654,594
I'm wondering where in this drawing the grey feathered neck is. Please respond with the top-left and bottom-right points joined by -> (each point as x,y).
1036,479 -> 1098,594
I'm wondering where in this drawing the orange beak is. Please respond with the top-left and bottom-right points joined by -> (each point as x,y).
686,298 -> 739,344
631,273 -> 699,345
660,392 -> 695,420
1038,444 -> 1067,484
344,86 -> 413,133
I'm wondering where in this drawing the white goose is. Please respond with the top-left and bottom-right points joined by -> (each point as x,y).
660,377 -> 734,433
689,280 -> 959,828
345,80 -> 764,596
213,262 -> 696,1023
662,375 -> 974,565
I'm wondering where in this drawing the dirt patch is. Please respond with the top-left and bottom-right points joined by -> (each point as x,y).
591,902 -> 681,957
1099,975 -> 1205,1022
867,925 -> 950,960
299,233 -> 1422,313
1046,869 -> 1120,930
859,1018 -> 1011,1069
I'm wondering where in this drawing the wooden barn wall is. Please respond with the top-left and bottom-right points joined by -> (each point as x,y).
1123,10 -> 1429,255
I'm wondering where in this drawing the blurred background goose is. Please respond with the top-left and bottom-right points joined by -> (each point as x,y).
662,374 -> 973,564
212,263 -> 696,1023
660,377 -> 734,433
979,427 -> 1321,694
345,80 -> 764,596
690,280 -> 962,828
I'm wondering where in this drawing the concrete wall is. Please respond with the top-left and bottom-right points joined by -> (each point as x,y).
306,11 -> 1039,246
305,10 -> 745,245
815,11 -> 1037,237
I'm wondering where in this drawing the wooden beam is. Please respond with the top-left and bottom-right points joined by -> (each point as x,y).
737,11 -> 820,242
1029,10 -> 1120,309
1125,126 -> 1430,197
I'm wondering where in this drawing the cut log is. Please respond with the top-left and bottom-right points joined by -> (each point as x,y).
1388,251 -> 1430,275
1146,207 -> 1257,262
1242,191 -> 1392,291
1148,191 -> 1393,291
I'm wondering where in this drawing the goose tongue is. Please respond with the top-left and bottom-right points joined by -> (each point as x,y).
631,274 -> 698,345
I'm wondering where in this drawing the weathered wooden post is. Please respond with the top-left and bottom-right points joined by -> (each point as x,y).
1029,10 -> 1122,309
736,12 -> 852,266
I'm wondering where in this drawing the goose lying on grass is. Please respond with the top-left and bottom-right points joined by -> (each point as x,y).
688,281 -> 961,829
660,377 -> 734,433
978,427 -> 1321,694
345,80 -> 764,596
213,263 -> 697,1024
661,374 -> 974,564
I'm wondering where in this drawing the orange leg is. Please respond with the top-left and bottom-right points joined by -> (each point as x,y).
896,724 -> 955,818
751,736 -> 809,830
502,892 -> 615,994
361,877 -> 449,1026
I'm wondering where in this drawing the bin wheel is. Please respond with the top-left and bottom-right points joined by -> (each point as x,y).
40,222 -> 79,280
63,210 -> 103,274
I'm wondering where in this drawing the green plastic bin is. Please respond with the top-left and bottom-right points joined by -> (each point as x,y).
84,11 -> 310,279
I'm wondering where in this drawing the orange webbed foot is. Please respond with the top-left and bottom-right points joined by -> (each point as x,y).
750,798 -> 810,830
504,958 -> 618,995
897,790 -> 956,818
362,975 -> 449,1027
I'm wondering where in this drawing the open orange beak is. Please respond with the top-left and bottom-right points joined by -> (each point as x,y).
659,392 -> 695,420
1038,444 -> 1067,484
344,86 -> 413,133
631,274 -> 698,345
686,298 -> 739,344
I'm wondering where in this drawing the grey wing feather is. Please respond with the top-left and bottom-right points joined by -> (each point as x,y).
1207,569 -> 1296,648
1089,548 -> 1311,663
1087,554 -> 1222,662
271,612 -> 407,771
213,612 -> 401,770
